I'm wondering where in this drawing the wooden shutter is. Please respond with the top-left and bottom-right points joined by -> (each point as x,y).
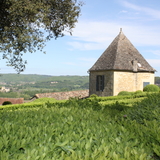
102,75 -> 104,91
96,76 -> 99,91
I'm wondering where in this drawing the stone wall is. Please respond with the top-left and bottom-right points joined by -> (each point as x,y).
0,98 -> 24,105
114,71 -> 135,95
89,71 -> 114,96
114,71 -> 154,95
89,70 -> 154,97
34,90 -> 89,100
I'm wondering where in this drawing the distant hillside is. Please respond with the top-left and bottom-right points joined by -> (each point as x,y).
0,74 -> 89,83
0,74 -> 52,84
0,74 -> 89,91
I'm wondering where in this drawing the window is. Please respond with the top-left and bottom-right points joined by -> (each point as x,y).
143,82 -> 150,88
96,75 -> 104,91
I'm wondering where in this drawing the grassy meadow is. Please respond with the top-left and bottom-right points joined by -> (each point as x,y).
0,92 -> 160,160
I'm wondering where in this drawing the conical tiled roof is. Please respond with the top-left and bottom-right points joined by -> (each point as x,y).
89,29 -> 155,72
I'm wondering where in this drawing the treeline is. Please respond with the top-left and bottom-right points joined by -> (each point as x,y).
155,77 -> 160,85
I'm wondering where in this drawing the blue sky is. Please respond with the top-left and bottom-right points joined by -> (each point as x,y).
1,0 -> 160,76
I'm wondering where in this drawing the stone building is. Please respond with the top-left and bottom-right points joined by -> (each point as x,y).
89,29 -> 155,96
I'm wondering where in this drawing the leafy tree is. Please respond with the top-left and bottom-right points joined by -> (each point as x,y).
0,0 -> 83,73
155,77 -> 160,84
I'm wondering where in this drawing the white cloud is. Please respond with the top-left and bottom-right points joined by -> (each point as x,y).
149,50 -> 160,56
67,41 -> 105,50
119,10 -> 128,14
122,1 -> 160,19
72,21 -> 117,43
68,20 -> 160,51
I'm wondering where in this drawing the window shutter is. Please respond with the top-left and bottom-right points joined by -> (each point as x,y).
102,75 -> 104,91
96,76 -> 99,91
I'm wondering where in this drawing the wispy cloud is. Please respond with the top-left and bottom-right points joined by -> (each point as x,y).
121,1 -> 160,19
119,10 -> 128,14
68,20 -> 160,50
149,50 -> 160,56
67,41 -> 105,50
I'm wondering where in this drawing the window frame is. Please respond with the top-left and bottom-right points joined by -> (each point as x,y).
96,75 -> 104,91
143,82 -> 150,88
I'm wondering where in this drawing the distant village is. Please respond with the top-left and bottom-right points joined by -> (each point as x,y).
0,86 -> 10,92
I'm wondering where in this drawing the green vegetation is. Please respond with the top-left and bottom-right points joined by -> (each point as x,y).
143,84 -> 160,92
0,0 -> 83,73
1,93 -> 160,159
118,91 -> 134,96
155,77 -> 160,85
134,90 -> 143,94
0,74 -> 89,100
0,92 -> 30,100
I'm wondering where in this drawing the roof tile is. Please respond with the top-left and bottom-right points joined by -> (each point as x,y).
89,30 -> 155,72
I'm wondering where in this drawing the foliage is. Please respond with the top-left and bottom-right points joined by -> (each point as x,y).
99,97 -> 145,108
134,90 -> 143,94
32,97 -> 57,103
0,92 -> 19,98
155,77 -> 160,85
0,75 -> 89,100
0,92 -> 30,100
143,84 -> 159,92
118,91 -> 134,96
127,93 -> 160,124
2,101 -> 12,105
88,92 -> 147,102
1,95 -> 160,159
0,0 -> 83,72
0,98 -> 66,110
89,94 -> 98,98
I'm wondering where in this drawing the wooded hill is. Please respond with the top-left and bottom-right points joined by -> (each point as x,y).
0,74 -> 89,89
0,74 -> 89,99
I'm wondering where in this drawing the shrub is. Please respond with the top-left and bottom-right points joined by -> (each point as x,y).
2,101 -> 12,105
33,97 -> 57,103
90,94 -> 98,98
118,91 -> 134,96
134,90 -> 143,94
127,93 -> 160,124
143,84 -> 159,92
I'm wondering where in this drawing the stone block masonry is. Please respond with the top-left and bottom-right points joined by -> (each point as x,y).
0,98 -> 24,105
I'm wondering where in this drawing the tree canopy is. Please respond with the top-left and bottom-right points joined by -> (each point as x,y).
0,0 -> 83,73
